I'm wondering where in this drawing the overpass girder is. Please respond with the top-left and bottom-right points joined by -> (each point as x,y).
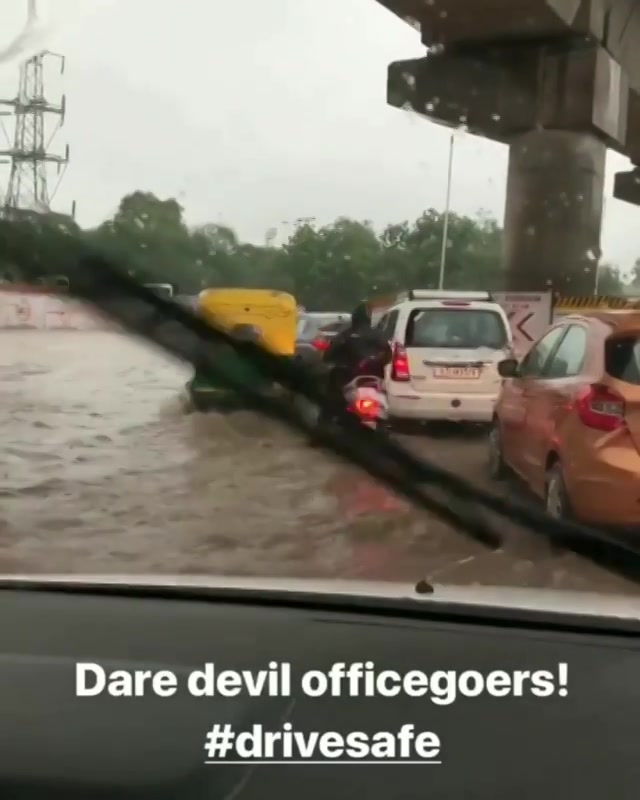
388,43 -> 628,151
377,0 -> 602,47
378,0 -> 640,220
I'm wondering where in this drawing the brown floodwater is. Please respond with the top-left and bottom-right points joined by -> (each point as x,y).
0,330 -> 636,595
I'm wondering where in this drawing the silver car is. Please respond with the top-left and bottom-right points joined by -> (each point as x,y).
295,313 -> 350,362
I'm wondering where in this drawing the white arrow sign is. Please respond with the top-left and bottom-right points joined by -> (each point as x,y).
494,292 -> 553,356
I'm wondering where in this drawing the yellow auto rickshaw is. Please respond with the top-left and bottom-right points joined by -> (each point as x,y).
186,288 -> 298,411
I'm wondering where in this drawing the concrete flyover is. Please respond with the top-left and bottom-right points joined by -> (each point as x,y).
374,0 -> 640,293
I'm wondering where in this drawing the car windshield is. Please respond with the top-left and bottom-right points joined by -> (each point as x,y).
2,2 -> 640,644
406,309 -> 508,349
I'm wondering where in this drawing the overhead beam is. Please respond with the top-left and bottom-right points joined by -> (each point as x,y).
388,43 -> 628,150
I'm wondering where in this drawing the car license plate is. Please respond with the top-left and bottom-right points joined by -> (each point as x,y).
433,366 -> 480,379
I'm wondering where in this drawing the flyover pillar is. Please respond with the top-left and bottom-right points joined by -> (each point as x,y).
379,0 -> 640,296
503,130 -> 606,293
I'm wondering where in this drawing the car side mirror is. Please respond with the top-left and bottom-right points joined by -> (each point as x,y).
497,358 -> 519,378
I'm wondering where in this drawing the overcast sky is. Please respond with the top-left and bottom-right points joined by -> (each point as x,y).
1,0 -> 640,270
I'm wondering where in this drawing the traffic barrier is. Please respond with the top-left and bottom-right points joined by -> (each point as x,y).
554,295 -> 640,310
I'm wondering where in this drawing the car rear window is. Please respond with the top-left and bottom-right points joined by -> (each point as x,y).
297,318 -> 324,341
319,321 -> 348,335
405,308 -> 509,349
297,316 -> 346,341
605,336 -> 640,385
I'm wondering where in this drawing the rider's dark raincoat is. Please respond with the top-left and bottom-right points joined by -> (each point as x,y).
321,302 -> 391,420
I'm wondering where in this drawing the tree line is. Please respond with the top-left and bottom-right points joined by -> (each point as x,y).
0,190 -> 637,310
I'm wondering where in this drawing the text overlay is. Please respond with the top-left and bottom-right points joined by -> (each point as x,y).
76,661 -> 568,706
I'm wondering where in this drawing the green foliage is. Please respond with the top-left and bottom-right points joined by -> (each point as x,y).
83,192 -> 515,307
0,211 -> 83,283
0,191 -> 632,305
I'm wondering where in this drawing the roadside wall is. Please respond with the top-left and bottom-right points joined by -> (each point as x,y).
0,286 -> 110,330
0,287 -> 200,331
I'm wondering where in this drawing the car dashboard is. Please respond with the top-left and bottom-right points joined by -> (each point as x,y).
0,580 -> 638,799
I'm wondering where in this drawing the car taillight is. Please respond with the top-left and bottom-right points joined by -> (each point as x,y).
353,396 -> 380,419
311,337 -> 329,351
391,342 -> 410,381
575,383 -> 625,432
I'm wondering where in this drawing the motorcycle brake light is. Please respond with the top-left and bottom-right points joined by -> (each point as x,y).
353,396 -> 380,418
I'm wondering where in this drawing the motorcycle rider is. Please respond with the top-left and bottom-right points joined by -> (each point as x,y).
320,301 -> 391,423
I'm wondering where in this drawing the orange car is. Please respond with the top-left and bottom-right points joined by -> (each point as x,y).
489,311 -> 640,527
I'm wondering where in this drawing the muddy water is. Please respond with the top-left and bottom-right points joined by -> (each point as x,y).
0,330 -> 636,594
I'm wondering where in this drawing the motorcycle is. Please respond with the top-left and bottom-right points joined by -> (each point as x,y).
342,375 -> 388,430
293,374 -> 388,436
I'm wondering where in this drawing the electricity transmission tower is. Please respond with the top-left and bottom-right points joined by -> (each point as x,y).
0,1 -> 70,219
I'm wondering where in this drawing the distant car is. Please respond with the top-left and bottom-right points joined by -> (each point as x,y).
297,312 -> 349,341
296,319 -> 350,361
296,313 -> 349,361
490,310 -> 640,526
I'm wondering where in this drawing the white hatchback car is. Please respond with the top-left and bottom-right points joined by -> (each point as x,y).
375,290 -> 513,424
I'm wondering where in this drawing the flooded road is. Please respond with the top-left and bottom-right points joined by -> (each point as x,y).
0,331 -> 637,594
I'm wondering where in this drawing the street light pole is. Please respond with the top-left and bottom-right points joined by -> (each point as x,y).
594,197 -> 606,296
438,132 -> 455,291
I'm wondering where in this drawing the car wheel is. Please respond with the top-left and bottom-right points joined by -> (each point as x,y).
488,420 -> 506,479
545,462 -> 570,520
